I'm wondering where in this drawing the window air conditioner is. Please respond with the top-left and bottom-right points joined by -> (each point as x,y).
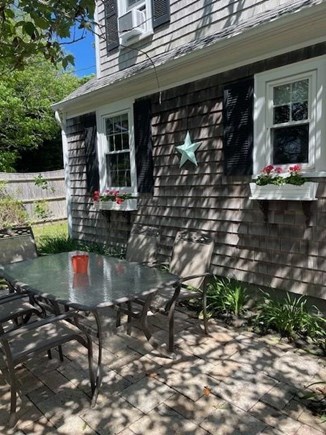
119,8 -> 146,42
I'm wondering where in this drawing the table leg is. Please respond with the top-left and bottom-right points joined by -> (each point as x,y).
90,309 -> 102,407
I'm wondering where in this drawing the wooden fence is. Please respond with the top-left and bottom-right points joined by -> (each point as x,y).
0,170 -> 67,223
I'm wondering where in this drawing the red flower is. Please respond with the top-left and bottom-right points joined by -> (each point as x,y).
274,167 -> 283,174
289,164 -> 301,172
262,164 -> 274,174
115,197 -> 124,204
93,191 -> 100,201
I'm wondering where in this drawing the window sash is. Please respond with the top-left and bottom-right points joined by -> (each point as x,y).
265,70 -> 316,168
103,111 -> 132,189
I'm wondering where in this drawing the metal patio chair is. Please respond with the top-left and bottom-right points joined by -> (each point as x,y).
121,229 -> 214,352
116,225 -> 160,330
0,311 -> 95,426
0,226 -> 43,329
125,224 -> 160,266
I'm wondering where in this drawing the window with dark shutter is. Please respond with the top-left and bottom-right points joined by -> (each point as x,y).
133,98 -> 154,194
152,0 -> 170,29
223,77 -> 254,176
82,113 -> 99,193
105,0 -> 119,52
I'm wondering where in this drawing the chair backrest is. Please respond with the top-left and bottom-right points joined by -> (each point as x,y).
126,225 -> 159,266
169,230 -> 214,288
0,226 -> 38,266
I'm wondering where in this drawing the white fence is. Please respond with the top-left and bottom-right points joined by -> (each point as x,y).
0,170 -> 67,223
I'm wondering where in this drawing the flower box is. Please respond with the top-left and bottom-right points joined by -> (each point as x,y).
249,182 -> 318,201
95,198 -> 138,211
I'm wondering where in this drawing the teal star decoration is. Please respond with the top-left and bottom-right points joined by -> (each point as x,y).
176,131 -> 201,168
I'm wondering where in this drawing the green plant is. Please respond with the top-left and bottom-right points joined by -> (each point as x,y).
34,174 -> 55,193
37,233 -> 125,258
93,189 -> 134,205
33,200 -> 51,221
205,277 -> 250,318
0,182 -> 28,228
254,292 -> 326,348
254,164 -> 306,186
300,381 -> 326,423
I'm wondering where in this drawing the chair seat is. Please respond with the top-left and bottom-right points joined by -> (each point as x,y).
0,297 -> 40,324
8,319 -> 87,364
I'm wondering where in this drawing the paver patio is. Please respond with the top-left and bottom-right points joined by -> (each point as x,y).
0,307 -> 325,434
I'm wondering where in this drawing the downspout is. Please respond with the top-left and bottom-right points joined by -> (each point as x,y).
55,110 -> 72,238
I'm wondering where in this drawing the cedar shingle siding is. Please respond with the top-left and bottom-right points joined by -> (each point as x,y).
66,43 -> 326,299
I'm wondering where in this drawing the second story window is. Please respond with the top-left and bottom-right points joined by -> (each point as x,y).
118,0 -> 153,45
104,0 -> 170,52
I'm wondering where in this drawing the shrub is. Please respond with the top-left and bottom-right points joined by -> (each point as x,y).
254,292 -> 326,350
206,277 -> 250,318
0,182 -> 28,228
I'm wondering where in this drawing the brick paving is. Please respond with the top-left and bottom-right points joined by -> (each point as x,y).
0,308 -> 325,435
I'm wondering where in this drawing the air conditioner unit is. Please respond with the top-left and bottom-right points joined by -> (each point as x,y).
119,8 -> 146,41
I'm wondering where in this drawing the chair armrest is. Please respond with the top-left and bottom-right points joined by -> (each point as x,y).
0,292 -> 29,304
0,310 -> 78,341
179,272 -> 213,285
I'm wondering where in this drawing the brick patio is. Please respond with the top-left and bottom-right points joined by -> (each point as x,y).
0,308 -> 325,434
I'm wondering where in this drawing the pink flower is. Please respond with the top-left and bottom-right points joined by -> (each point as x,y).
274,167 -> 283,174
289,164 -> 301,172
262,165 -> 274,174
115,197 -> 124,204
92,191 -> 100,201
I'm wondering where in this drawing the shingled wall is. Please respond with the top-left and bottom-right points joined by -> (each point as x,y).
65,43 -> 326,300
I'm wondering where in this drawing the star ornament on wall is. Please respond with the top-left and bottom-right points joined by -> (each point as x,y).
176,131 -> 202,168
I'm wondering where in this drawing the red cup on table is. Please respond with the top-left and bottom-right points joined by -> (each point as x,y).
71,254 -> 89,274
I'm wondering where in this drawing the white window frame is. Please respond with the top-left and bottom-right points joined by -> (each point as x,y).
97,99 -> 137,195
254,56 -> 326,177
117,0 -> 153,46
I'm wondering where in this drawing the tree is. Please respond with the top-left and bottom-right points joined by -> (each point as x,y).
0,57 -> 89,171
0,0 -> 95,69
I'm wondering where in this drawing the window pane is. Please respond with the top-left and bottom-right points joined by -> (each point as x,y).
292,79 -> 308,103
106,152 -> 131,187
274,84 -> 290,105
106,119 -> 113,135
292,101 -> 308,121
272,124 -> 309,164
273,105 -> 290,124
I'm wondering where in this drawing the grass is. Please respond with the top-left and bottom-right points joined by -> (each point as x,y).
32,220 -> 125,258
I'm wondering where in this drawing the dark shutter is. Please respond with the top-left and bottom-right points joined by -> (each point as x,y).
82,113 -> 99,194
104,0 -> 119,52
133,99 -> 154,194
223,77 -> 254,176
152,0 -> 170,29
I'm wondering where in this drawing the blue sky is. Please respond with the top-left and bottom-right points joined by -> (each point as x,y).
63,30 -> 96,77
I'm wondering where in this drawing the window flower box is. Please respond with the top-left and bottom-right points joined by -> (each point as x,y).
95,198 -> 138,211
249,182 -> 318,201
93,190 -> 137,211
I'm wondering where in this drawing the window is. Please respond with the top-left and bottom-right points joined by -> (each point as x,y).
118,0 -> 153,45
104,0 -> 170,52
97,97 -> 154,195
105,113 -> 131,187
254,56 -> 326,175
97,101 -> 137,194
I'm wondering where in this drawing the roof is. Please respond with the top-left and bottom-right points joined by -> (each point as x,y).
54,0 -> 324,109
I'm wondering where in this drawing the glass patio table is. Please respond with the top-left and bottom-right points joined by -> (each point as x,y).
0,251 -> 180,404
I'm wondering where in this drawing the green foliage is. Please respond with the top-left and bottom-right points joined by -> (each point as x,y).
0,0 -> 95,69
33,200 -> 51,221
34,222 -> 126,258
254,292 -> 326,349
0,182 -> 28,227
0,57 -> 85,171
206,277 -> 250,317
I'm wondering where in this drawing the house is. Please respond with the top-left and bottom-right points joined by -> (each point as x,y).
53,0 -> 326,301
